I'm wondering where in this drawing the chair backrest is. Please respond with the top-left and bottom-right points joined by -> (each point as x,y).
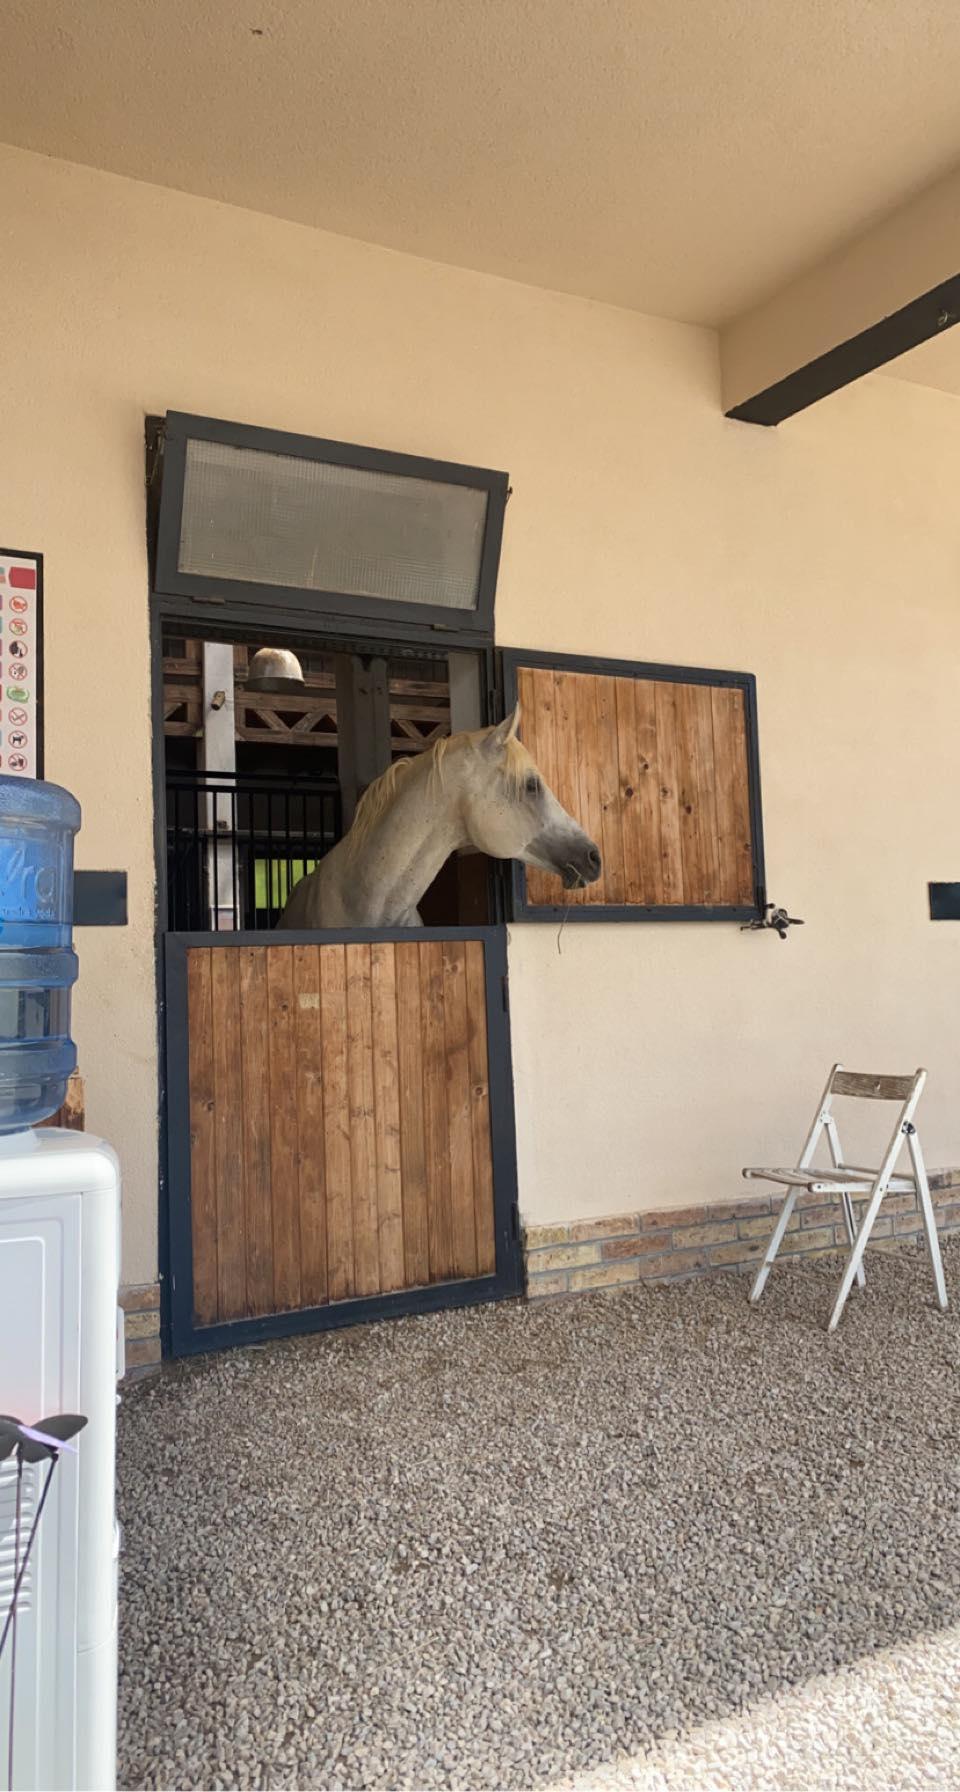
830,1070 -> 921,1102
799,1064 -> 926,1178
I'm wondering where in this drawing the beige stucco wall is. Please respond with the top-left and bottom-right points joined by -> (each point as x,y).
2,143 -> 960,1281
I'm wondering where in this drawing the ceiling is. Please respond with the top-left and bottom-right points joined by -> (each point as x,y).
4,0 -> 960,337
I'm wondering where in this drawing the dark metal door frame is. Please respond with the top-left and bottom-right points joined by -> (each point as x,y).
164,924 -> 523,1357
150,592 -> 507,1355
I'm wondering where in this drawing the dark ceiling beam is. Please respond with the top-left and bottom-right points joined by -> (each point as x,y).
720,162 -> 960,426
726,273 -> 960,426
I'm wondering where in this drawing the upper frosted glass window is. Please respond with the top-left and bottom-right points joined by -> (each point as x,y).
178,439 -> 488,611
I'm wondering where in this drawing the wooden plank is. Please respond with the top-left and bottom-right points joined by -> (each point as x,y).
595,673 -> 626,903
518,666 -> 554,909
655,682 -> 684,903
238,947 -> 275,1317
320,945 -> 354,1301
711,685 -> 755,906
266,947 -> 302,1311
420,941 -> 455,1280
633,679 -> 663,905
236,707 -> 289,737
345,943 -> 380,1295
675,682 -> 705,904
832,1071 -> 917,1101
237,673 -> 452,702
187,948 -> 218,1326
336,655 -> 392,829
711,686 -> 741,906
616,677 -> 644,904
727,686 -> 756,903
294,944 -> 327,1308
236,720 -> 448,754
370,942 -> 405,1293
530,666 -> 559,795
237,685 -> 449,712
210,950 -> 247,1321
442,941 -> 478,1280
395,943 -> 430,1287
516,665 -> 540,762
575,674 -> 605,903
162,679 -> 205,704
516,664 -> 543,898
552,670 -> 586,905
692,683 -> 721,904
465,941 -> 496,1275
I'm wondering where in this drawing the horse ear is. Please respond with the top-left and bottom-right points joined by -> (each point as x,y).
483,704 -> 521,755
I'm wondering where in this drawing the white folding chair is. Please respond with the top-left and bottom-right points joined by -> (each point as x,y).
744,1065 -> 948,1331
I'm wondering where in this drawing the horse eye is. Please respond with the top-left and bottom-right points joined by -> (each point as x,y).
525,775 -> 541,797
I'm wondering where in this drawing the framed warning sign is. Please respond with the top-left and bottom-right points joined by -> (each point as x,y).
0,548 -> 43,778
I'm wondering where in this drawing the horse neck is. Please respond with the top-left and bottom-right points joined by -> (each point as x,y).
344,751 -> 468,923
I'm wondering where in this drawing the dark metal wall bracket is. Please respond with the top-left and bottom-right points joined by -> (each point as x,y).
929,883 -> 960,921
74,871 -> 127,927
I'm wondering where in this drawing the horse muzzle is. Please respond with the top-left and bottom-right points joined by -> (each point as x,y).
559,841 -> 602,888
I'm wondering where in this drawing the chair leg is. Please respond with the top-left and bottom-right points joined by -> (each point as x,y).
750,1189 -> 799,1304
828,1183 -> 886,1332
839,1190 -> 866,1290
909,1135 -> 948,1312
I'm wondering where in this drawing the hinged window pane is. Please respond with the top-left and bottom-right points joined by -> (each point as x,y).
502,649 -> 765,923
178,438 -> 488,611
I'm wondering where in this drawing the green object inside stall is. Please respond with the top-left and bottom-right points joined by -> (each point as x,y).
254,858 -> 319,911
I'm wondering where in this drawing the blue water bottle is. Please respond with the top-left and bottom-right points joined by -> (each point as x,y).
0,776 -> 81,1131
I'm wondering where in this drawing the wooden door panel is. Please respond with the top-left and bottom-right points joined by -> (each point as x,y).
186,947 -> 218,1325
510,653 -> 762,918
465,940 -> 497,1275
181,935 -> 503,1332
238,944 -> 275,1316
293,943 -> 327,1308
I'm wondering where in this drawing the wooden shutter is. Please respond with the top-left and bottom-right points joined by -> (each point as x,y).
502,650 -> 764,921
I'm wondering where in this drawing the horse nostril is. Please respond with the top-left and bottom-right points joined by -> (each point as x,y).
587,846 -> 601,873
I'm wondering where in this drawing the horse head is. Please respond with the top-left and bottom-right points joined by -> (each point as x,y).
460,705 -> 602,891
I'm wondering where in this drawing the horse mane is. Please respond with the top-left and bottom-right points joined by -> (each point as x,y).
342,729 -> 532,859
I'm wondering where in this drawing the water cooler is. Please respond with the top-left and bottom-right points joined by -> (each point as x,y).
0,778 -> 121,1792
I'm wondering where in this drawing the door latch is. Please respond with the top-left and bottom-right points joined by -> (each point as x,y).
741,902 -> 804,940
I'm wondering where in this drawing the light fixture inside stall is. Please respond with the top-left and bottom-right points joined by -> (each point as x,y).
244,645 -> 306,695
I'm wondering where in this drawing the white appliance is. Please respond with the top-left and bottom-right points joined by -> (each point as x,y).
0,1132 -> 121,1792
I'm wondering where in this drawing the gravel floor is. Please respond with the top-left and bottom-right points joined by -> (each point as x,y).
558,1622 -> 960,1791
117,1242 -> 960,1791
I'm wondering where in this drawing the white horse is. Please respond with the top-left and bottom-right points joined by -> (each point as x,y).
277,704 -> 601,928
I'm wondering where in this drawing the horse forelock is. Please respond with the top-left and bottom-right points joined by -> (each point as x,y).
502,734 -> 534,795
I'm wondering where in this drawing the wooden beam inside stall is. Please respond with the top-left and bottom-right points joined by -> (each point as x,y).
162,639 -> 452,757
335,655 -> 392,828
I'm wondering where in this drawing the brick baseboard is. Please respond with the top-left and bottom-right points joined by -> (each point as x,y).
120,1283 -> 162,1377
524,1185 -> 960,1299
